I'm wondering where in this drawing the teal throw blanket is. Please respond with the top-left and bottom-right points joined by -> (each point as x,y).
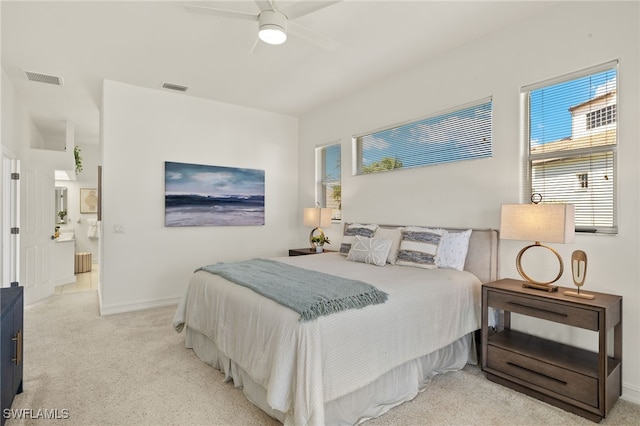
197,259 -> 388,321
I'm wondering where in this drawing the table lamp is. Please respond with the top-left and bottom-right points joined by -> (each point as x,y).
303,205 -> 332,250
500,202 -> 575,291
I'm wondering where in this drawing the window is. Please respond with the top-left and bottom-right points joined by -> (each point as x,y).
317,143 -> 341,220
523,61 -> 617,234
587,105 -> 616,130
354,98 -> 492,175
577,173 -> 589,189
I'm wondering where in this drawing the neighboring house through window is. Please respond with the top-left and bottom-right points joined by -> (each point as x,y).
522,61 -> 617,234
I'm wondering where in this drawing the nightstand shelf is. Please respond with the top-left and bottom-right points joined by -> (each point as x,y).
481,279 -> 622,423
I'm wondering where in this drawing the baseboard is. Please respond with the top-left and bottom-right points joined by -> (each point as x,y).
99,296 -> 180,316
621,382 -> 640,405
52,275 -> 76,286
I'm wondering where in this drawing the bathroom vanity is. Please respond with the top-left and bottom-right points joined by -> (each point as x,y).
52,238 -> 76,286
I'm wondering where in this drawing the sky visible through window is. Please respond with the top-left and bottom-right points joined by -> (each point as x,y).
338,69 -> 615,179
357,100 -> 492,171
530,69 -> 616,145
323,144 -> 340,181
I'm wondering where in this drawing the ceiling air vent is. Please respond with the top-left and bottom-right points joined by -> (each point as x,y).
23,70 -> 64,86
162,82 -> 189,92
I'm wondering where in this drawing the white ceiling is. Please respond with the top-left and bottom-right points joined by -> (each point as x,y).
1,0 -> 556,149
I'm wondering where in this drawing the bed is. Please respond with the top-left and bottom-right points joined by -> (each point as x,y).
173,225 -> 498,425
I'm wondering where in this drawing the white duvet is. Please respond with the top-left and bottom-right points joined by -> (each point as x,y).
173,253 -> 483,425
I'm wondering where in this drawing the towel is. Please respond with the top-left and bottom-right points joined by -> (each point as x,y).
87,219 -> 98,239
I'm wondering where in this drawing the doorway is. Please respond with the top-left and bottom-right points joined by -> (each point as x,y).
54,265 -> 99,295
1,151 -> 19,288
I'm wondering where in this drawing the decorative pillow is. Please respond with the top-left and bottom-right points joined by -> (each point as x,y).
374,227 -> 403,264
347,236 -> 393,267
340,223 -> 378,255
396,227 -> 445,269
436,229 -> 472,271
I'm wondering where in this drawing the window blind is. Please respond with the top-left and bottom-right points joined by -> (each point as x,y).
354,97 -> 492,175
523,61 -> 618,234
319,143 -> 341,220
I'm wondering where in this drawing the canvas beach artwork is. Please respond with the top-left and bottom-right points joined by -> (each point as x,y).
165,161 -> 265,227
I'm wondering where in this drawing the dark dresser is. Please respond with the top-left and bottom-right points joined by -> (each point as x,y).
1,286 -> 23,426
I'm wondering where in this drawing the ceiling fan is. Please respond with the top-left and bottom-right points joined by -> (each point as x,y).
184,0 -> 341,52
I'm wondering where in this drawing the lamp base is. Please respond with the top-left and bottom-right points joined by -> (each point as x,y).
516,242 -> 564,290
521,282 -> 558,292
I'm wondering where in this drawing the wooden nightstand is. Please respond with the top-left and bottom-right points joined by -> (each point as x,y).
288,248 -> 336,256
481,279 -> 622,422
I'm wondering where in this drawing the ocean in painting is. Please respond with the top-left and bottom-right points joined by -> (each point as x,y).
165,194 -> 265,226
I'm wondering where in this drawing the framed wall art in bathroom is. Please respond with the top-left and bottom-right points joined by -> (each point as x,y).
80,188 -> 99,214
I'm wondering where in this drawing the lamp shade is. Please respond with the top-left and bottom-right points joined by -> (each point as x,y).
303,207 -> 332,228
500,203 -> 575,244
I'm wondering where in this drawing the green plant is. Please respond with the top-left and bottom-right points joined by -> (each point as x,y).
57,210 -> 67,221
74,145 -> 83,174
311,234 -> 331,245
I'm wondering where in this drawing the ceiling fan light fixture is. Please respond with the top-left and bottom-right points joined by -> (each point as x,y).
258,10 -> 288,45
259,25 -> 287,44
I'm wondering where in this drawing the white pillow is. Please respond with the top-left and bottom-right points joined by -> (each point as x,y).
396,227 -> 444,269
436,229 -> 472,271
339,223 -> 378,255
374,227 -> 403,264
347,236 -> 392,267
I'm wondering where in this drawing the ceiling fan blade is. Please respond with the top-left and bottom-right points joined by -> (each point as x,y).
250,37 -> 268,54
283,0 -> 341,20
254,0 -> 275,12
183,4 -> 258,21
288,21 -> 340,51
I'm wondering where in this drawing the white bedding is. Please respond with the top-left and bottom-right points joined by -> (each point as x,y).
173,253 -> 483,425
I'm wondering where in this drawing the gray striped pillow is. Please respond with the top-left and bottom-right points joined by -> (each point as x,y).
396,227 -> 445,269
339,223 -> 378,255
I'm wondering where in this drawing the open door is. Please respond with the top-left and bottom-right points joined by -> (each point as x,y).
19,162 -> 54,304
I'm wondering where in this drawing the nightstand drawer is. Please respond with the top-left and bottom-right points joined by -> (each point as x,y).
487,290 -> 599,330
487,345 -> 598,407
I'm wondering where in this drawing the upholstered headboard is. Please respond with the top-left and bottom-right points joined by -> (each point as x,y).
347,224 -> 499,284
452,227 -> 499,284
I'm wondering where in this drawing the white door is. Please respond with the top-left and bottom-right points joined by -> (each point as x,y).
20,162 -> 54,304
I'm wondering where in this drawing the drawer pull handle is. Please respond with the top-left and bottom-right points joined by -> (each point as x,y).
507,361 -> 567,385
12,329 -> 22,365
507,302 -> 568,318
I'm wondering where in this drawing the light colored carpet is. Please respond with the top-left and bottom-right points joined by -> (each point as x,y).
6,290 -> 640,426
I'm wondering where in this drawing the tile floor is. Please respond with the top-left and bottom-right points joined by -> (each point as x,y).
54,264 -> 99,294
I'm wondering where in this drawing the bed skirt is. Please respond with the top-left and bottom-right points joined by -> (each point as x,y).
186,327 -> 476,425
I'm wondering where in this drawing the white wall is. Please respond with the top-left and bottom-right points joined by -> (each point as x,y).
298,2 -> 639,402
1,68 -> 43,159
2,69 -> 74,171
100,80 -> 298,314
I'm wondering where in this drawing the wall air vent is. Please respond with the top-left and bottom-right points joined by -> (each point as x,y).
162,82 -> 189,92
23,70 -> 64,86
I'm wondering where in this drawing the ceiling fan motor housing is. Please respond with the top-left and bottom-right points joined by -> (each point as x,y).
258,10 -> 288,44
